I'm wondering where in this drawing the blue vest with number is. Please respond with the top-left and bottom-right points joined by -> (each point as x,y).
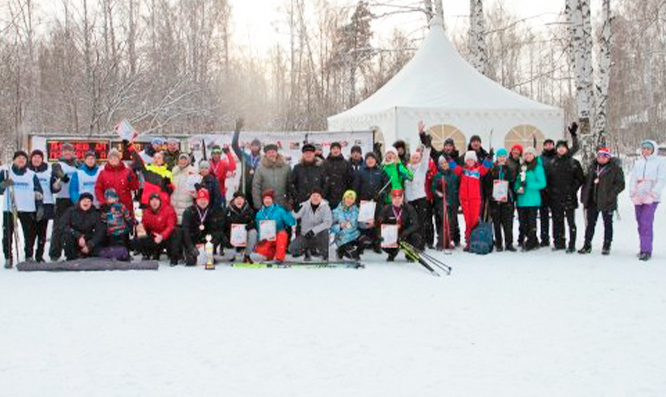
76,166 -> 101,206
58,161 -> 78,199
35,165 -> 54,205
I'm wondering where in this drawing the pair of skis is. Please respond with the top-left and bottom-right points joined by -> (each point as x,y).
228,261 -> 364,269
399,241 -> 452,277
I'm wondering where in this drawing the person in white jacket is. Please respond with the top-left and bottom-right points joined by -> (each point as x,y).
405,121 -> 432,248
170,153 -> 198,225
629,139 -> 666,261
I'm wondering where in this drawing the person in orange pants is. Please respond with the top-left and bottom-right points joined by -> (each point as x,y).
449,150 -> 492,251
255,189 -> 295,263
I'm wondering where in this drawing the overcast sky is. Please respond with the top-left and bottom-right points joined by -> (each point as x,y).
229,0 -> 602,55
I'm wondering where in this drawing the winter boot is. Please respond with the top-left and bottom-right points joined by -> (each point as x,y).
566,244 -> 576,254
4,257 -> 13,269
505,245 -> 517,252
540,240 -> 550,247
601,242 -> 611,256
387,251 -> 398,262
495,241 -> 504,252
639,252 -> 651,262
304,250 -> 312,262
578,244 -> 592,254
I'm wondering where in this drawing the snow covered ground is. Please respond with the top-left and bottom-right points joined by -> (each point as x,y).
1,196 -> 665,396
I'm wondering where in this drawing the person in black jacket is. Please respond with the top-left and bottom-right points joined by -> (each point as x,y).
578,148 -> 625,255
196,161 -> 222,209
289,143 -> 325,212
223,191 -> 257,263
349,145 -> 365,174
323,142 -> 354,209
378,189 -> 423,261
546,140 -> 585,253
180,188 -> 226,266
353,152 -> 391,253
393,140 -> 409,166
60,193 -> 105,260
489,149 -> 517,251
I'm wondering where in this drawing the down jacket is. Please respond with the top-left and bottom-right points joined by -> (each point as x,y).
252,154 -> 291,210
630,139 -> 666,204
142,200 -> 177,240
94,161 -> 139,213
293,200 -> 332,236
170,164 -> 199,224
331,203 -> 360,246
580,158 -> 625,211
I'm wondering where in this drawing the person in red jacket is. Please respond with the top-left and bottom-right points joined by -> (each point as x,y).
136,192 -> 178,264
449,150 -> 493,251
95,148 -> 139,212
209,145 -> 236,206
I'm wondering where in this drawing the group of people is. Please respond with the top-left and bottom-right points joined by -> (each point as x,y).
1,120 -> 664,268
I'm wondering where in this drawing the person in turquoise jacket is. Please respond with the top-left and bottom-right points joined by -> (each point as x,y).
254,189 -> 295,263
331,190 -> 361,260
514,147 -> 547,251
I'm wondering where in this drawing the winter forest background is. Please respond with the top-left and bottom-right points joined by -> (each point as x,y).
0,0 -> 664,161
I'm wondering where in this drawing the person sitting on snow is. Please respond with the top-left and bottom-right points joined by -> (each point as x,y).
180,188 -> 225,266
290,188 -> 332,262
331,190 -> 361,261
255,189 -> 295,264
223,191 -> 257,264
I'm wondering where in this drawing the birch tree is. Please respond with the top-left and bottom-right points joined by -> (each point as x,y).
469,0 -> 488,75
592,0 -> 612,148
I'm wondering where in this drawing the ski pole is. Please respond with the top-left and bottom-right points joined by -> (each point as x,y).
399,241 -> 439,277
400,241 -> 452,275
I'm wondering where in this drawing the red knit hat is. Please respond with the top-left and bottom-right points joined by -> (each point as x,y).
392,189 -> 404,197
511,143 -> 524,154
262,189 -> 275,200
196,188 -> 210,201
597,147 -> 612,158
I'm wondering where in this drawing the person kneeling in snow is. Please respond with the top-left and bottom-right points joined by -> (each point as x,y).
378,189 -> 422,262
448,150 -> 493,252
255,189 -> 295,264
137,193 -> 178,264
290,188 -> 332,261
331,190 -> 361,261
60,192 -> 105,260
223,191 -> 258,264
180,188 -> 225,266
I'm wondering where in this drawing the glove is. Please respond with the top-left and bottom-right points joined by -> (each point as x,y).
245,224 -> 254,231
36,205 -> 45,222
568,122 -> 578,137
304,230 -> 315,239
122,139 -> 130,147
35,192 -> 43,201
190,248 -> 200,257
398,231 -> 407,241
52,179 -> 62,192
488,148 -> 495,159
235,118 -> 245,132
0,179 -> 14,188
51,163 -> 65,179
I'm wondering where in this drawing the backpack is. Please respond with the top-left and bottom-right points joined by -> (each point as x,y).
470,221 -> 494,255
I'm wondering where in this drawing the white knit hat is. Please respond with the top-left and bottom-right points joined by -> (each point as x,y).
384,147 -> 399,157
524,147 -> 538,156
464,150 -> 477,163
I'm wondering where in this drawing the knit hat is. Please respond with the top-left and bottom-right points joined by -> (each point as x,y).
151,137 -> 165,146
496,148 -> 508,158
330,142 -> 342,150
13,150 -> 28,160
444,138 -> 455,147
261,189 -> 275,200
524,147 -> 538,156
61,142 -> 75,152
544,139 -> 555,146
392,189 -> 404,197
264,143 -> 278,153
641,141 -> 655,151
199,160 -> 210,169
393,140 -> 406,150
351,145 -> 362,154
104,188 -> 118,200
30,149 -> 44,160
79,192 -> 94,202
470,135 -> 482,143
438,155 -> 448,166
84,151 -> 96,159
365,152 -> 377,161
311,188 -> 323,197
233,191 -> 246,199
167,138 -> 179,144
597,148 -> 612,158
196,188 -> 210,201
178,153 -> 190,160
108,148 -> 122,159
149,192 -> 161,202
211,145 -> 222,154
385,147 -> 399,158
556,140 -> 569,150
302,143 -> 316,153
343,190 -> 357,202
251,138 -> 262,147
511,143 -> 524,154
464,151 -> 477,163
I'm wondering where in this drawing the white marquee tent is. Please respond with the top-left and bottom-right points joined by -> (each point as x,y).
327,18 -> 565,153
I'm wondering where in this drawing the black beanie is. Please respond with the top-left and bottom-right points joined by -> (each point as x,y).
470,135 -> 482,143
13,150 -> 28,160
330,142 -> 342,150
351,145 -> 362,154
544,139 -> 555,146
79,192 -> 94,202
556,140 -> 569,149
30,150 -> 44,159
365,152 -> 377,161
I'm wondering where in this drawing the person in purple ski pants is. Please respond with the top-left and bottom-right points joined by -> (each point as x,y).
629,140 -> 666,261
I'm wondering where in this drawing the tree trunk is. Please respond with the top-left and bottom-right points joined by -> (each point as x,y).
593,0 -> 612,148
469,0 -> 488,75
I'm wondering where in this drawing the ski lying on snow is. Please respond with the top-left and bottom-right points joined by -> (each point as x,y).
228,261 -> 364,269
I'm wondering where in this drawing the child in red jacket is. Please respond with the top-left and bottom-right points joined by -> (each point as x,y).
449,150 -> 493,251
